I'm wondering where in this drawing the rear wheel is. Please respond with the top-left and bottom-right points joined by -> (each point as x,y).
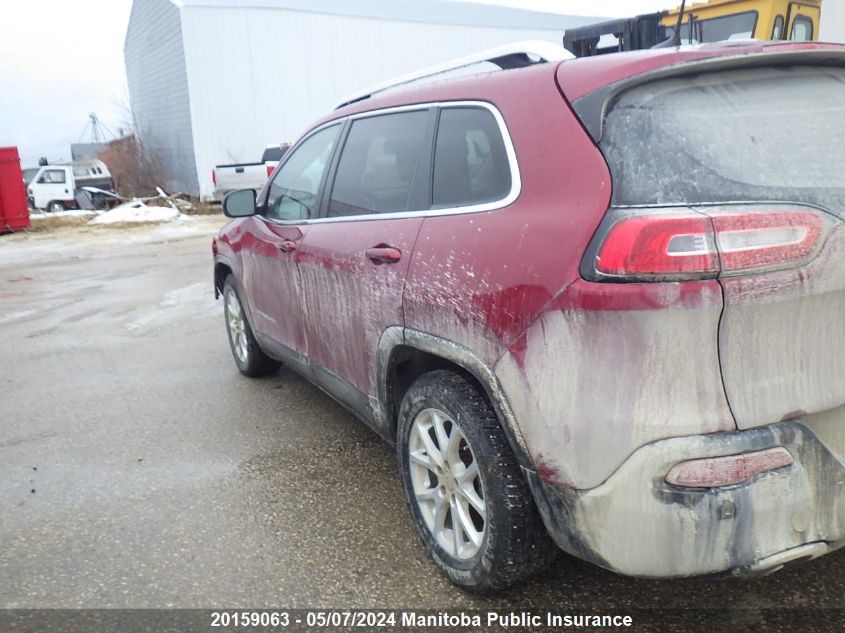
397,370 -> 556,592
223,276 -> 280,377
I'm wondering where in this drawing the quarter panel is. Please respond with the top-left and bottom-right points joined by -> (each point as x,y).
496,279 -> 735,489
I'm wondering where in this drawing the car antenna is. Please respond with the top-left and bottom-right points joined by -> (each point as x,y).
672,0 -> 687,47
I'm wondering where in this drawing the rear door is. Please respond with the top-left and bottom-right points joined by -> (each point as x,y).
295,107 -> 434,417
238,123 -> 341,359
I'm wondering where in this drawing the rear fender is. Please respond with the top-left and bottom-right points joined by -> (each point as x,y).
375,326 -> 533,469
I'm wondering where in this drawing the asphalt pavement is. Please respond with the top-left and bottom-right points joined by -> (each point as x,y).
1,217 -> 844,630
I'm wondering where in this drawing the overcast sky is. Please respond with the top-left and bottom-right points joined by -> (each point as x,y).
0,0 -> 675,168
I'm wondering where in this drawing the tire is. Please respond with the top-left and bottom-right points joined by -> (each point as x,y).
222,276 -> 280,377
397,370 -> 556,592
47,201 -> 66,213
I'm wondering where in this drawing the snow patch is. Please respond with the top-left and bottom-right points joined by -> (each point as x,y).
30,209 -> 97,220
90,201 -> 179,225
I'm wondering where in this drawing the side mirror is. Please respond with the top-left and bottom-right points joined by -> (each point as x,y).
223,189 -> 257,218
37,177 -> 45,184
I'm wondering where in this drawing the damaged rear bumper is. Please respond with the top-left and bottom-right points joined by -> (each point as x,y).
526,421 -> 845,578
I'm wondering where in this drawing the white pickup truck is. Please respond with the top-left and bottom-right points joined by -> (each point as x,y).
27,160 -> 115,212
212,143 -> 290,201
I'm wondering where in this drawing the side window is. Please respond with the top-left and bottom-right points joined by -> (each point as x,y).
43,169 -> 67,184
772,15 -> 784,40
791,16 -> 813,41
328,110 -> 429,217
432,107 -> 512,208
265,124 -> 340,222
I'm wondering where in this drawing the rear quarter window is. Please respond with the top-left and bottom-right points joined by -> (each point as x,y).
432,107 -> 511,208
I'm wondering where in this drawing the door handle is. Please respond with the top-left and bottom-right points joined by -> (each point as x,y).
365,246 -> 402,264
278,240 -> 298,253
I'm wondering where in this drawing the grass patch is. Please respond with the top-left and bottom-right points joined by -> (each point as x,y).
26,215 -> 93,232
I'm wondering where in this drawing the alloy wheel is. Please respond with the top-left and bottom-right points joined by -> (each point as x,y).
408,407 -> 486,560
226,290 -> 249,363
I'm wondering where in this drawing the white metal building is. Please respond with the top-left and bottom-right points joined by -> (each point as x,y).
821,0 -> 845,44
124,0 -> 602,198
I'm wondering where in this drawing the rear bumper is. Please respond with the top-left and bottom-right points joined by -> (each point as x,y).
527,421 -> 845,578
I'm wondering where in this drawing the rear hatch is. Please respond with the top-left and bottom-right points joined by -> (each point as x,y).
594,57 -> 845,430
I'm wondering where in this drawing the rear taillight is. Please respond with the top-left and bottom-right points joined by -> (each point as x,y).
665,447 -> 794,488
587,206 -> 828,281
266,164 -> 275,178
212,170 -> 217,187
593,213 -> 718,277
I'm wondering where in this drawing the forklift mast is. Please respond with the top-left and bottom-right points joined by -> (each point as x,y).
563,12 -> 669,57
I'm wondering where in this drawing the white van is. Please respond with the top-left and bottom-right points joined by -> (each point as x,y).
27,160 -> 114,212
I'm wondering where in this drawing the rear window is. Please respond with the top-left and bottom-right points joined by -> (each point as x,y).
602,65 -> 845,212
262,145 -> 289,162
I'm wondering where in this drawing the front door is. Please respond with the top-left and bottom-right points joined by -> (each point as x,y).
239,123 -> 341,359
296,108 -> 433,415
33,167 -> 72,209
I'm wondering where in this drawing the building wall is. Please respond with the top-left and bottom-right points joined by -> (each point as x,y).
180,6 -> 587,198
125,0 -> 200,195
821,0 -> 845,43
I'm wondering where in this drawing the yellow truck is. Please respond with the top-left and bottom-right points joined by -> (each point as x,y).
665,0 -> 821,44
563,0 -> 822,57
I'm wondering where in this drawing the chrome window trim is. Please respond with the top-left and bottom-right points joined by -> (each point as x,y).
262,100 -> 520,226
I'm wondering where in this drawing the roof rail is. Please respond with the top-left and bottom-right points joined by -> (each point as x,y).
334,40 -> 574,110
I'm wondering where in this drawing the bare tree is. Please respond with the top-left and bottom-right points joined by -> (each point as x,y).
100,92 -> 169,198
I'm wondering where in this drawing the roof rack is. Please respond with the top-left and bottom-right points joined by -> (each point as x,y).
334,40 -> 574,110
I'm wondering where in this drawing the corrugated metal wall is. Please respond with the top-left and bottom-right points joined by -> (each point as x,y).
125,0 -> 200,195
179,7 -> 579,198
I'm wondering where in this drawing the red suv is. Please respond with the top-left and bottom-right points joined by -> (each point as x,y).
213,40 -> 845,590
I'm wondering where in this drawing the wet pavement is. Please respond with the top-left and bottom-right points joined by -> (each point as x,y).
1,219 -> 844,627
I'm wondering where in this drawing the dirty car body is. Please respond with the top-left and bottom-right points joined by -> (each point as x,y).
213,41 -> 845,585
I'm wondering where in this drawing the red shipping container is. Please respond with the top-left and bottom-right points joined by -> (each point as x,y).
0,146 -> 30,234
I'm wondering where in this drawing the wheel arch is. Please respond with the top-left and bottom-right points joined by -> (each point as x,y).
376,327 -> 533,469
213,256 -> 234,299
